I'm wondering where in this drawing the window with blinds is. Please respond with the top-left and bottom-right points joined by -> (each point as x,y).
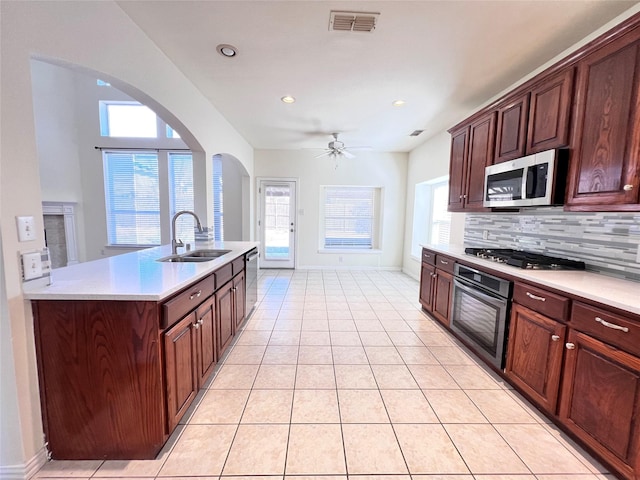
212,156 -> 224,241
103,151 -> 160,245
169,153 -> 195,244
322,186 -> 380,249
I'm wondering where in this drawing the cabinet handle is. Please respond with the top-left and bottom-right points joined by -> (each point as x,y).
525,292 -> 546,302
565,342 -> 575,350
595,316 -> 629,333
189,290 -> 202,300
197,318 -> 204,326
623,184 -> 633,191
192,322 -> 200,330
551,335 -> 560,342
459,195 -> 463,200
440,260 -> 449,265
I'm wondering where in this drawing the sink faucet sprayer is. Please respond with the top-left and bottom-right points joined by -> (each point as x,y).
171,210 -> 203,254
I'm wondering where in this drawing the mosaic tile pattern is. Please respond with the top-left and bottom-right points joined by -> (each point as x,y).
464,207 -> 640,281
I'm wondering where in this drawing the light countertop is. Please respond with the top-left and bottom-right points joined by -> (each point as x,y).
22,241 -> 258,301
423,244 -> 640,317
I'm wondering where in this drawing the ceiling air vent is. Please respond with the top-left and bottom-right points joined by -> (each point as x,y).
410,130 -> 424,137
329,11 -> 379,32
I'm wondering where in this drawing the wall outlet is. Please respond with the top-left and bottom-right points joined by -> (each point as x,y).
16,216 -> 36,242
483,230 -> 489,240
636,244 -> 640,264
22,251 -> 43,280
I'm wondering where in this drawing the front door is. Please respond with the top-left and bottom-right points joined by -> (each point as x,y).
258,179 -> 296,269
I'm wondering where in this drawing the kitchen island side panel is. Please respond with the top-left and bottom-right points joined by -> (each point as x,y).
33,300 -> 166,459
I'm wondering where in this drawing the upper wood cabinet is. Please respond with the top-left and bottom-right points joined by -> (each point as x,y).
527,68 -> 574,154
448,112 -> 495,211
495,92 -> 530,163
495,69 -> 574,164
566,28 -> 640,210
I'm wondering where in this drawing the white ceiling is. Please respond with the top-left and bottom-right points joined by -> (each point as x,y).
117,1 -> 637,153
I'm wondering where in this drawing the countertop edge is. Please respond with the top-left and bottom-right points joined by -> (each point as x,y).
23,242 -> 259,302
422,243 -> 640,317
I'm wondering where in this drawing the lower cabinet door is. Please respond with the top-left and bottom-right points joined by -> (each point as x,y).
505,303 -> 565,413
164,313 -> 198,432
195,296 -> 216,386
419,263 -> 435,311
233,271 -> 246,329
432,270 -> 453,327
216,281 -> 235,353
559,330 -> 640,480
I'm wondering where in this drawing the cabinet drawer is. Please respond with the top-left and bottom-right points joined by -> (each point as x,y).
232,257 -> 244,276
513,282 -> 570,322
422,249 -> 436,266
571,302 -> 640,356
435,254 -> 455,274
214,263 -> 233,288
162,275 -> 215,329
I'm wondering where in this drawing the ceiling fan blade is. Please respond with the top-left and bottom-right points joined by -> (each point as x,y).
341,150 -> 356,159
314,150 -> 332,158
345,146 -> 372,151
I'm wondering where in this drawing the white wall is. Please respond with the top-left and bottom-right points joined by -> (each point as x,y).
401,132 -> 465,280
255,150 -> 408,269
222,155 -> 248,241
0,1 -> 254,472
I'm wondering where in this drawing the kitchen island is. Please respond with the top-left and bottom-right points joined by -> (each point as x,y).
23,241 -> 258,460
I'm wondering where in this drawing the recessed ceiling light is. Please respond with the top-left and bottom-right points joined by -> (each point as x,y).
216,44 -> 237,57
392,100 -> 406,107
281,96 -> 296,104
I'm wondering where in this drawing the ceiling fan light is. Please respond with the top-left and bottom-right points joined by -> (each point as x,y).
392,100 -> 406,107
281,95 -> 296,104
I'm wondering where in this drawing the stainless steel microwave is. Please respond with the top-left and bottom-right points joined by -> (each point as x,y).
483,149 -> 568,207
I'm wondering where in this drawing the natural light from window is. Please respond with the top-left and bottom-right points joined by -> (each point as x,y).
411,176 -> 451,258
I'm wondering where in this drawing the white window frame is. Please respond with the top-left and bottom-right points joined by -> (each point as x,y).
411,175 -> 451,259
318,185 -> 383,253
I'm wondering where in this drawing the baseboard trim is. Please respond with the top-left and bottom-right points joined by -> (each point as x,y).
1,446 -> 49,480
402,267 -> 420,281
295,266 -> 402,271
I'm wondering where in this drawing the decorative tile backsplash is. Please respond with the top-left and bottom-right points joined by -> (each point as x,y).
464,208 -> 640,282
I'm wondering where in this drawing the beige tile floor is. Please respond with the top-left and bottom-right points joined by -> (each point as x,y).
36,269 -> 615,480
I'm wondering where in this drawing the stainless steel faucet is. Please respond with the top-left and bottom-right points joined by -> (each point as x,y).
171,210 -> 203,254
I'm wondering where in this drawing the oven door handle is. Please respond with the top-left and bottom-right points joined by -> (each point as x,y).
453,277 -> 508,308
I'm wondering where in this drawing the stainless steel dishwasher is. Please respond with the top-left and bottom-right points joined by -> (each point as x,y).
245,248 -> 259,317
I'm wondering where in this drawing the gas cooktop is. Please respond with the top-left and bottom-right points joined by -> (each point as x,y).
464,248 -> 586,270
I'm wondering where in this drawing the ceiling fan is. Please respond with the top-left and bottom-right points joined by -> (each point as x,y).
314,133 -> 369,159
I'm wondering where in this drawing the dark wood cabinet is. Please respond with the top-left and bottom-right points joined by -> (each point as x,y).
505,303 -> 566,413
567,28 -> 640,210
495,93 -> 529,163
195,296 -> 217,386
32,252 -> 250,460
526,68 -> 574,154
419,262 -> 436,311
164,312 -> 198,433
432,269 -> 453,327
216,279 -> 235,353
448,127 -> 468,211
233,270 -> 246,330
419,249 -> 455,328
559,330 -> 640,480
448,113 -> 495,211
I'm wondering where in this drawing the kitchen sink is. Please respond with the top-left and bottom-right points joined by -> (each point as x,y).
183,249 -> 231,258
157,249 -> 231,263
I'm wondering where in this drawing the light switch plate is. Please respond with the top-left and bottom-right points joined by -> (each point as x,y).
636,244 -> 640,264
22,251 -> 43,280
16,216 -> 36,242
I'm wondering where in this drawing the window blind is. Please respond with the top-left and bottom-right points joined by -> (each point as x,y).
323,186 -> 377,248
430,182 -> 451,244
103,151 -> 160,245
212,156 -> 224,241
169,153 -> 195,244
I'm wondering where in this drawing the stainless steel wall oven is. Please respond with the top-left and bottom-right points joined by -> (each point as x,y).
450,264 -> 513,369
